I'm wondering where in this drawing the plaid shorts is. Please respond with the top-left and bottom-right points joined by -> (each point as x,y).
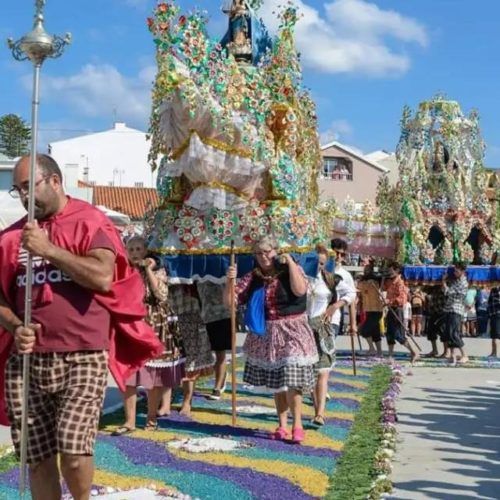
6,350 -> 108,465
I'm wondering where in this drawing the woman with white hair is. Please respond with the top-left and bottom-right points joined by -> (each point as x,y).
224,237 -> 318,444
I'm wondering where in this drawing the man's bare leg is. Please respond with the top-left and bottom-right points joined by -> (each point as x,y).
366,337 -> 376,355
438,341 -> 449,358
458,347 -> 469,364
375,340 -> 383,356
30,455 -> 61,500
489,339 -> 498,357
404,341 -> 419,363
214,350 -> 227,390
388,343 -> 395,361
60,454 -> 94,500
449,347 -> 457,365
425,340 -> 438,357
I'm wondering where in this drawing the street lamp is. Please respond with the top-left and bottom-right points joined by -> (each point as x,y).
7,1 -> 70,496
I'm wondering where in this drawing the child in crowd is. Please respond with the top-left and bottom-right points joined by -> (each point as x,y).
410,286 -> 425,337
464,288 -> 477,337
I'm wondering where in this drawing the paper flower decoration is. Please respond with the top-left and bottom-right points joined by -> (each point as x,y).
240,200 -> 270,244
174,207 -> 205,249
207,209 -> 238,247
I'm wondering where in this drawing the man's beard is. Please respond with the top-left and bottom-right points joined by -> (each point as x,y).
23,200 -> 46,220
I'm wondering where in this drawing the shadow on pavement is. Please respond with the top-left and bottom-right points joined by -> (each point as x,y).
391,385 -> 500,500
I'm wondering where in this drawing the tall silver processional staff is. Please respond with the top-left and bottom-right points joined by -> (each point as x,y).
7,1 -> 70,495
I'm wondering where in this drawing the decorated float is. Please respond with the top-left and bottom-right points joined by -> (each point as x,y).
144,1 -> 329,281
375,95 -> 500,286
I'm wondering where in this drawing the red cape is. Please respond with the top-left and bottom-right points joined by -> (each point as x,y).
0,198 -> 163,425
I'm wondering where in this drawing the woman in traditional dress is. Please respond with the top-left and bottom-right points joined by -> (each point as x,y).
307,244 -> 338,426
169,284 -> 215,416
113,236 -> 185,435
225,237 -> 318,443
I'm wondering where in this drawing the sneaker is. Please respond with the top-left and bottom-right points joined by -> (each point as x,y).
207,389 -> 222,401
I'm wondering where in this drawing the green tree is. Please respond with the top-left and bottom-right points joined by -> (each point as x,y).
0,114 -> 31,158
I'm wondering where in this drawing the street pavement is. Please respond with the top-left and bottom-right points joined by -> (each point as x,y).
390,337 -> 500,500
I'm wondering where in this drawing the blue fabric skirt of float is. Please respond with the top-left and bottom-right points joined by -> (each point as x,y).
403,265 -> 500,287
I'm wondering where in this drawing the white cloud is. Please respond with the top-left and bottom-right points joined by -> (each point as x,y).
24,63 -> 155,127
320,119 -> 353,144
257,0 -> 428,76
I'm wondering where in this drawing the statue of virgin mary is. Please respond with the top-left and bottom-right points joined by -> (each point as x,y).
221,0 -> 272,64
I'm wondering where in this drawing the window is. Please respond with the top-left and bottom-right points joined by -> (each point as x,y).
321,156 -> 353,181
134,182 -> 144,188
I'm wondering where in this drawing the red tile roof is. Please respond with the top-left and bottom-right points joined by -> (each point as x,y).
77,181 -> 158,220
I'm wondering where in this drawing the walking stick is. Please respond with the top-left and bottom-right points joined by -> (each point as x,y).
8,5 -> 71,496
229,240 -> 237,427
349,329 -> 357,376
17,51 -> 41,500
350,302 -> 362,351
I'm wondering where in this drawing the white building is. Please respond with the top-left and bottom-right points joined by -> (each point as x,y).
49,122 -> 157,188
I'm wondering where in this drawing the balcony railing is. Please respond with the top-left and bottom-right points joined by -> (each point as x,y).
320,172 -> 353,181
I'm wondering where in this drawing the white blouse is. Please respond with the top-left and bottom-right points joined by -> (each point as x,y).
307,272 -> 333,319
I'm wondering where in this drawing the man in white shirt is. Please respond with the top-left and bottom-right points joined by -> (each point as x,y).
325,239 -> 357,336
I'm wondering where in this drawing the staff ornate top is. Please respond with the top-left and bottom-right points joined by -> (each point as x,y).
7,0 -> 71,64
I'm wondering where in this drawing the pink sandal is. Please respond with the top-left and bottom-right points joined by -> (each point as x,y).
291,427 -> 305,444
271,427 -> 289,440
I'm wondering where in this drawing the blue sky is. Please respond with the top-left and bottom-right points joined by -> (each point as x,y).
1,0 -> 500,167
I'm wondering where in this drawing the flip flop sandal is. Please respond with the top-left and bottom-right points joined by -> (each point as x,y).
312,415 -> 325,426
111,426 -> 135,436
144,423 -> 158,431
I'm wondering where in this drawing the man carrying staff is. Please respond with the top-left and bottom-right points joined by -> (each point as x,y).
0,155 -> 162,499
382,262 -> 419,363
